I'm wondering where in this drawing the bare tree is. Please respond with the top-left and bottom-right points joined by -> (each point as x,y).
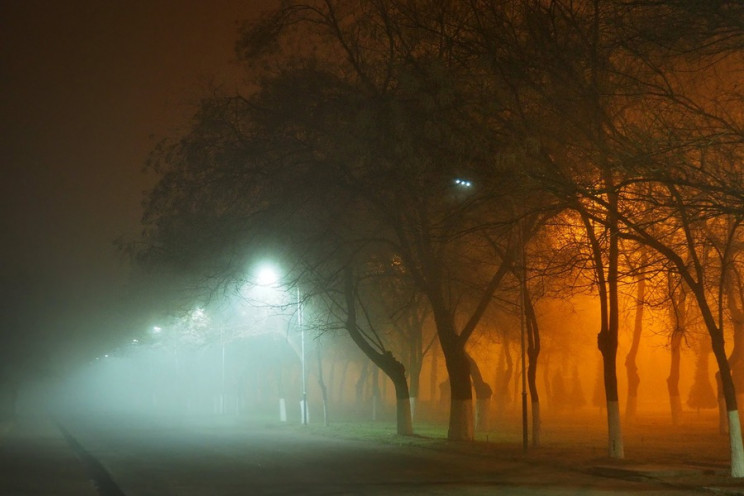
236,0 -> 525,441
666,271 -> 689,426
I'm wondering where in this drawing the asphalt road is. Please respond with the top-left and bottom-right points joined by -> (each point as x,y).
52,416 -> 719,496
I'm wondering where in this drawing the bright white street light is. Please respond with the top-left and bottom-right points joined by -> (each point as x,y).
256,265 -> 280,286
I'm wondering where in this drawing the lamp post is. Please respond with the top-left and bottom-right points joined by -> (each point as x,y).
256,264 -> 308,424
220,326 -> 226,415
298,286 -> 308,425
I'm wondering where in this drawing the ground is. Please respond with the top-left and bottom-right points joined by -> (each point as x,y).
303,408 -> 742,491
2,406 -> 744,495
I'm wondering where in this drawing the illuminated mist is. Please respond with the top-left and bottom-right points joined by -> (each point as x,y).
9,284 -> 720,436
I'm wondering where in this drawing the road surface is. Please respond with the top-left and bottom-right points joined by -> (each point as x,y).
47,415 -> 723,495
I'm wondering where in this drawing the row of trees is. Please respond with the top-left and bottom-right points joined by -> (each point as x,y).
134,0 -> 744,476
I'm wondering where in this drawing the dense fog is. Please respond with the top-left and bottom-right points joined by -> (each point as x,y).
6,284 -> 719,430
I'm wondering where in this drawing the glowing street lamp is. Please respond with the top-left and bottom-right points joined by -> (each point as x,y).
256,265 -> 279,286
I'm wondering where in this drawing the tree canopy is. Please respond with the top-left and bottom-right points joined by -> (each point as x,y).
136,0 -> 744,475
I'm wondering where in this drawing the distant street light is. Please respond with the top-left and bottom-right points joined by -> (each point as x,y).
256,265 -> 279,286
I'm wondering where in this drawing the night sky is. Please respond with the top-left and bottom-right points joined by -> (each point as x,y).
1,1 -> 275,369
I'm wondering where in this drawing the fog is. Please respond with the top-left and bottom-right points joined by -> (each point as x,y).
0,1 -> 730,443
5,282 -> 722,435
12,283 -> 298,420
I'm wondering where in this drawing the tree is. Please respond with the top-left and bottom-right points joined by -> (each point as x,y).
457,0 -> 744,469
373,264 -> 436,420
340,266 -> 413,434
134,0 -> 744,472
455,0 -> 634,458
623,249 -> 646,423
522,282 -> 542,446
667,271 -> 689,426
139,67 -> 424,432
236,0 -> 528,441
142,0 -> 519,439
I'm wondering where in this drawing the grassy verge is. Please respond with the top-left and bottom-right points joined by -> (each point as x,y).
272,410 -> 735,471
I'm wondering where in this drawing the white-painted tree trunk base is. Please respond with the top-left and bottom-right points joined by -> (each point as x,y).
279,398 -> 287,422
300,399 -> 309,424
728,410 -> 744,477
607,400 -> 624,459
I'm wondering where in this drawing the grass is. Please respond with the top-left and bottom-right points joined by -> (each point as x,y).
277,408 -> 735,472
240,407 -> 744,489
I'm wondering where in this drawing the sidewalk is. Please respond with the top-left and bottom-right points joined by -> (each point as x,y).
0,417 -> 98,496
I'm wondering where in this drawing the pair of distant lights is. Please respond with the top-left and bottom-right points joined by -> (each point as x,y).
454,178 -> 473,188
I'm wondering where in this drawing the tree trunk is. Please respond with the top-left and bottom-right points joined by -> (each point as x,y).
408,332 -> 423,422
667,329 -> 683,426
523,286 -> 541,446
689,280 -> 744,476
715,373 -> 728,434
604,170 -> 624,459
586,0 -> 623,459
625,270 -> 645,423
317,346 -> 330,426
667,275 -> 686,425
429,292 -> 474,440
467,353 -> 493,431
444,342 -> 474,441
343,268 -> 413,435
392,374 -> 413,436
714,340 -> 744,477
731,320 -> 744,422
725,276 -> 744,417
420,253 -> 509,442
581,202 -> 623,459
